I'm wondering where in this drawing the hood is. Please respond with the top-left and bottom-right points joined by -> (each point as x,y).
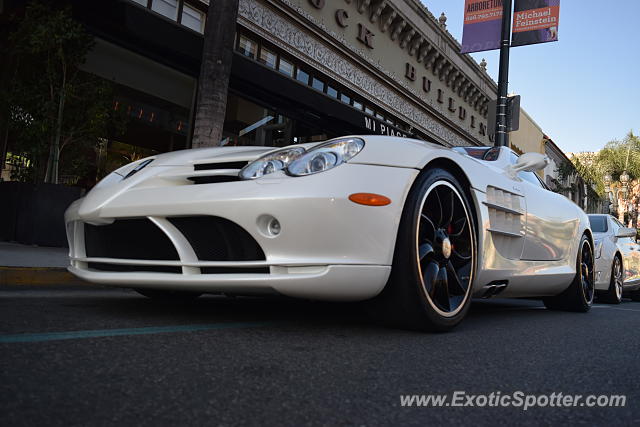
150,145 -> 277,166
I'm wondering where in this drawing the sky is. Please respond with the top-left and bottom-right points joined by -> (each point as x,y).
420,0 -> 639,154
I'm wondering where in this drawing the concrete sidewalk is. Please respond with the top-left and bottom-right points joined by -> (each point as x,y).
0,242 -> 69,268
0,242 -> 86,286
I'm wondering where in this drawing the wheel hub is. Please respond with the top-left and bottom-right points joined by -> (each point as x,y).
441,237 -> 452,259
434,229 -> 451,260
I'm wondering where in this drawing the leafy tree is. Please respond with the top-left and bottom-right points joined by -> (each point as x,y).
561,131 -> 639,197
4,1 -> 125,184
597,131 -> 640,182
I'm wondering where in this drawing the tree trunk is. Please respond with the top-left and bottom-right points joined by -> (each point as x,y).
51,66 -> 66,184
191,0 -> 239,148
0,113 -> 8,180
0,34 -> 14,181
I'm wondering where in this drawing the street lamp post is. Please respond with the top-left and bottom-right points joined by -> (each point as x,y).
605,171 -> 634,224
620,169 -> 630,224
604,173 -> 613,214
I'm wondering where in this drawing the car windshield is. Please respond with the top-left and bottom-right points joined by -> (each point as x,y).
456,146 -> 500,161
588,216 -> 608,233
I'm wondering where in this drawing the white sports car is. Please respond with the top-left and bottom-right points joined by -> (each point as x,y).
65,136 -> 595,331
589,214 -> 640,304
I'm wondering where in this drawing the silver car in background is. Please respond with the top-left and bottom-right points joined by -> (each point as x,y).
589,214 -> 640,303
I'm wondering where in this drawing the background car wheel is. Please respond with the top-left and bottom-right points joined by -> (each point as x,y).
376,168 -> 476,332
601,256 -> 623,304
543,234 -> 594,312
135,289 -> 202,300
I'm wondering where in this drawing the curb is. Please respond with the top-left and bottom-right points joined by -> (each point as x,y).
0,267 -> 89,286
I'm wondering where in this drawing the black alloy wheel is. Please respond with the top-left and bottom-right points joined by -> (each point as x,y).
376,168 -> 476,332
544,234 -> 594,312
602,256 -> 623,304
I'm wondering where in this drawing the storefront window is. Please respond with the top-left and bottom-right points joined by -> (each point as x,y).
311,77 -> 324,92
259,47 -> 277,69
296,68 -> 310,85
353,100 -> 363,110
364,106 -> 374,116
181,3 -> 205,33
222,94 -> 330,147
278,58 -> 294,77
327,86 -> 338,98
340,93 -> 351,105
238,35 -> 257,59
151,0 -> 178,20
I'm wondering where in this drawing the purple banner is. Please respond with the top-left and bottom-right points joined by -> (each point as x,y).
460,0 -> 503,54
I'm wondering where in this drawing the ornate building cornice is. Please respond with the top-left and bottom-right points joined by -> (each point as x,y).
239,0 -> 489,146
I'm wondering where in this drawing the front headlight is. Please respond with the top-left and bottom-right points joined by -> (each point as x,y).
239,146 -> 306,180
287,137 -> 365,176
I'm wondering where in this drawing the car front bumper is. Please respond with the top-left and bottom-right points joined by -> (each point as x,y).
65,163 -> 418,301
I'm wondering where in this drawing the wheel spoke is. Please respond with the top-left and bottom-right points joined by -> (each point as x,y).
446,261 -> 467,296
420,214 -> 436,241
433,266 -> 451,311
442,190 -> 455,227
418,243 -> 434,261
583,277 -> 592,296
428,188 -> 443,227
422,260 -> 440,297
449,216 -> 467,237
452,247 -> 472,261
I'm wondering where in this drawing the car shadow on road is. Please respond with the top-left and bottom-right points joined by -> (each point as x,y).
75,288 -> 556,334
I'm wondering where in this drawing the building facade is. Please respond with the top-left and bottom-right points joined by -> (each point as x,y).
2,0 -> 553,182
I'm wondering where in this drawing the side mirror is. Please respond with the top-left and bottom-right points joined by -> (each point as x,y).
507,152 -> 549,178
615,227 -> 637,238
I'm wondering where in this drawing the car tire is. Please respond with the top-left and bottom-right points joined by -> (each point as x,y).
601,256 -> 623,304
135,288 -> 202,300
376,167 -> 477,332
543,234 -> 594,312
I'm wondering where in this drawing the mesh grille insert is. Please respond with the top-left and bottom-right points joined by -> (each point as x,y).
88,263 -> 181,274
168,216 -> 266,261
84,219 -> 179,260
200,267 -> 269,274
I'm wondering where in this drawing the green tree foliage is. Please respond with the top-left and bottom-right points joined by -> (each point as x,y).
3,1 -> 126,184
598,131 -> 640,182
563,131 -> 640,198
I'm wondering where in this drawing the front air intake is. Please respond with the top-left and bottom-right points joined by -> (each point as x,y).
84,219 -> 179,260
168,216 -> 266,261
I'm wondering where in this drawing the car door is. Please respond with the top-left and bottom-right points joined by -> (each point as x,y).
508,152 -> 580,261
612,217 -> 640,285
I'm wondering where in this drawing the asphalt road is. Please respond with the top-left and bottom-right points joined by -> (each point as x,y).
1,285 -> 639,426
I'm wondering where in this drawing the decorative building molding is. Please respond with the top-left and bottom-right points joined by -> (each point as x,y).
239,0 -> 489,146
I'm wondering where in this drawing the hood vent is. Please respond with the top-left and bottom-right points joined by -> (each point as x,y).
194,161 -> 249,171
187,160 -> 249,184
188,175 -> 241,184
